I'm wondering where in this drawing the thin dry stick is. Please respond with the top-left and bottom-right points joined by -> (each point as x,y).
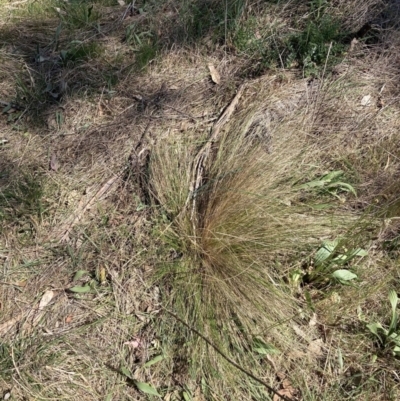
121,0 -> 135,21
163,307 -> 293,401
185,84 -> 245,225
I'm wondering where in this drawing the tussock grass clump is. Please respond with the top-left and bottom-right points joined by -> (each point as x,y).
149,107 -> 354,385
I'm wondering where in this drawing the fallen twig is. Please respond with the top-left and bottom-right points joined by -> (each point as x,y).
121,0 -> 135,21
185,84 -> 245,224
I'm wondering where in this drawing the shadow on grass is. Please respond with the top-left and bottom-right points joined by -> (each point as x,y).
0,155 -> 45,235
0,0 -> 393,127
0,0 -> 398,184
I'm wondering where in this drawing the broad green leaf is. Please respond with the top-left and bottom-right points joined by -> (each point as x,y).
367,322 -> 385,343
135,381 -> 161,397
314,247 -> 331,266
332,269 -> 357,282
348,248 -> 368,258
144,355 -> 165,367
324,240 -> 339,252
314,240 -> 338,265
393,346 -> 400,357
388,332 -> 400,344
121,367 -> 132,379
69,285 -> 91,293
253,345 -> 279,355
253,338 -> 280,355
298,180 -> 326,189
182,391 -> 192,401
73,270 -> 88,281
105,394 -> 112,401
322,170 -> 343,181
389,290 -> 398,313
388,290 -> 398,335
327,182 -> 357,196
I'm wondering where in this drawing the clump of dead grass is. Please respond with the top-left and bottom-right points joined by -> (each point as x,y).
148,90 -> 359,394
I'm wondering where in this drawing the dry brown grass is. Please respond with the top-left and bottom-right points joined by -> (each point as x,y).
147,78 -> 363,399
1,0 -> 400,400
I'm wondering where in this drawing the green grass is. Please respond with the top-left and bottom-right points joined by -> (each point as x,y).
172,0 -> 247,43
55,1 -> 101,29
234,0 -> 349,76
285,15 -> 347,74
60,41 -> 103,66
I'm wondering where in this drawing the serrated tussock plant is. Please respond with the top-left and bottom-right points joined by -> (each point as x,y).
149,109 -> 354,379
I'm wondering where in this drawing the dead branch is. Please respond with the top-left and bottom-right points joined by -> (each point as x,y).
185,84 -> 245,223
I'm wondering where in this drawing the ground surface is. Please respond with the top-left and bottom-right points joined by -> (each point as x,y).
1,1 -> 400,400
